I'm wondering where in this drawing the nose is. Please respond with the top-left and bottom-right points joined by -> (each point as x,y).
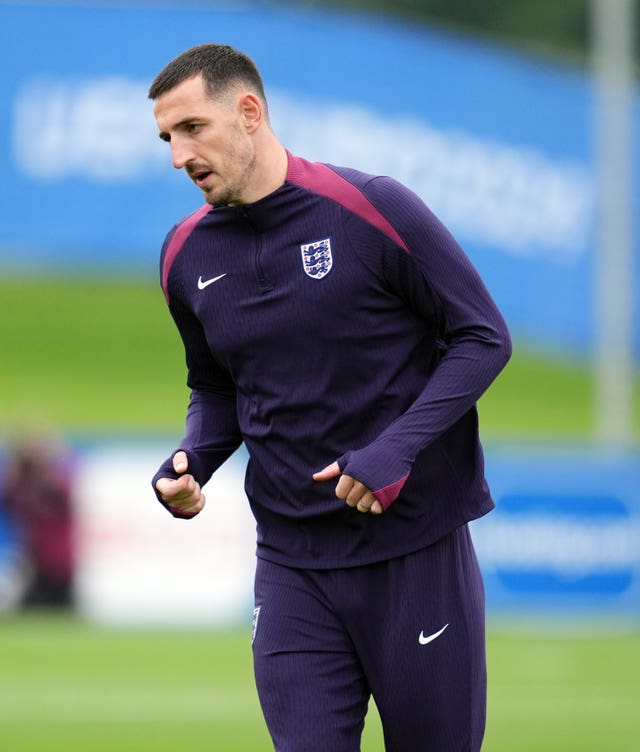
171,138 -> 195,170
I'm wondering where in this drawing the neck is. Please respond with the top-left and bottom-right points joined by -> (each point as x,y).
239,138 -> 289,205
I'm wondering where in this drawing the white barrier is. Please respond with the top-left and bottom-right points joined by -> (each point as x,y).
73,444 -> 255,627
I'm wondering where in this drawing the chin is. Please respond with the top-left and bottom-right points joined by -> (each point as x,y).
201,188 -> 218,205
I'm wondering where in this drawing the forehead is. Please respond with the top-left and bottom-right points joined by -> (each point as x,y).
153,75 -> 225,129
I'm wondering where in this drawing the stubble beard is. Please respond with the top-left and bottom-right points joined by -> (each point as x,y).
205,136 -> 258,207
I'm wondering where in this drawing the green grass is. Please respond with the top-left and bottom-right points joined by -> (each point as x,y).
0,276 -> 188,434
0,613 -> 638,752
0,613 -> 271,752
484,625 -> 640,751
2,276 -> 638,439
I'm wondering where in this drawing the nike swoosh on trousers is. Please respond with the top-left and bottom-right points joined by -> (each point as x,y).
418,624 -> 449,645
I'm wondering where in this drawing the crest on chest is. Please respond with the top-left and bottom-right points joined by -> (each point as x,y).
300,238 -> 333,280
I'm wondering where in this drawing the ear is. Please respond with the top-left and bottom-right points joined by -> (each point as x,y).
239,93 -> 263,134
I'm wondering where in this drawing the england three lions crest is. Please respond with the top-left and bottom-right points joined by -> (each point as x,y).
300,238 -> 333,280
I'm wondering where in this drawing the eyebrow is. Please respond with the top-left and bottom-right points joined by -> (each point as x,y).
157,117 -> 202,142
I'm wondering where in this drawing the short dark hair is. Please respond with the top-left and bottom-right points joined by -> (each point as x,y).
148,43 -> 267,105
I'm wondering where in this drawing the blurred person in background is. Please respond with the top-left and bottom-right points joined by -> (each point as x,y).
0,430 -> 75,609
149,44 -> 511,752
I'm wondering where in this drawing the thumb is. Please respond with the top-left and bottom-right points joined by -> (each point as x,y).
173,450 -> 188,474
313,461 -> 341,482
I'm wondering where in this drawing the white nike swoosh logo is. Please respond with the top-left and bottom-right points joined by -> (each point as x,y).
418,624 -> 449,645
197,273 -> 227,290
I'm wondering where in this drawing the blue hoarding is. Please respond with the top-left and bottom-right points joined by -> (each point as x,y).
474,447 -> 640,617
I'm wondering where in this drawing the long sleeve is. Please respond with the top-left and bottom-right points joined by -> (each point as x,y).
151,293 -> 243,516
337,176 -> 512,508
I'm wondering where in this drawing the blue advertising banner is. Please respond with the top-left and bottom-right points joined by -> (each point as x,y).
0,1 -> 638,357
475,447 -> 640,618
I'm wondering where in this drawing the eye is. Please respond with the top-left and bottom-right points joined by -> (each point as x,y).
186,123 -> 202,134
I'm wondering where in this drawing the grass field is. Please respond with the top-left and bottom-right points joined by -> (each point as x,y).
0,613 -> 638,752
1,276 -> 638,439
1,276 -> 639,751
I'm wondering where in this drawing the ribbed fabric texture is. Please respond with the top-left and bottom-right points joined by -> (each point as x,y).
152,153 -> 511,569
253,526 -> 486,751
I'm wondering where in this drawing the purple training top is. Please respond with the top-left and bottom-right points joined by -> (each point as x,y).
152,152 -> 512,569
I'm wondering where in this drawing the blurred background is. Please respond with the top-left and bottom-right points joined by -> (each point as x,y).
0,1 -> 638,750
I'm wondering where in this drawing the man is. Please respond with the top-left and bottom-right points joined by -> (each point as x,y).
1,432 -> 75,609
149,43 -> 511,751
